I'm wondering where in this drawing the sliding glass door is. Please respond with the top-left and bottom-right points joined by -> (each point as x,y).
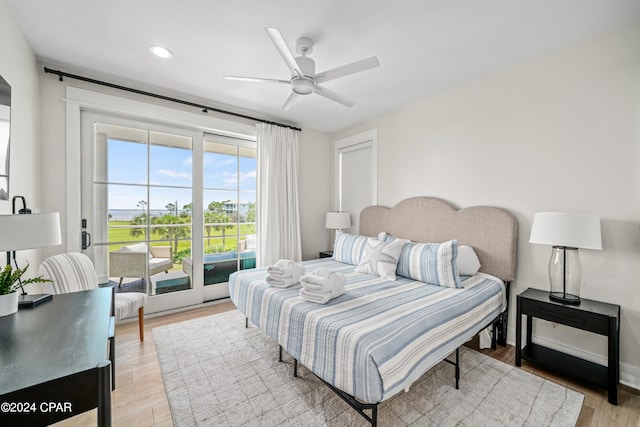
201,134 -> 256,300
81,113 -> 257,312
81,113 -> 203,312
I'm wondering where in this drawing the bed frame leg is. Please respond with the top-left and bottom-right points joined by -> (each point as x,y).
455,348 -> 460,389
245,317 -> 248,328
279,346 -> 283,362
294,359 -> 298,378
444,347 -> 461,389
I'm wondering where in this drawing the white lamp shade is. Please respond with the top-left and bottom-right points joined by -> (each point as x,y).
0,212 -> 62,252
529,212 -> 602,250
325,211 -> 351,230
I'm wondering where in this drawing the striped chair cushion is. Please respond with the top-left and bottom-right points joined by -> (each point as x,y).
39,252 -> 146,321
113,291 -> 147,321
396,239 -> 463,288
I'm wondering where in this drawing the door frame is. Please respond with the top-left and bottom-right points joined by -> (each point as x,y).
333,129 -> 378,233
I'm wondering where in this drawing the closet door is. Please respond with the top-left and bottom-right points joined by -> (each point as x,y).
334,130 -> 377,234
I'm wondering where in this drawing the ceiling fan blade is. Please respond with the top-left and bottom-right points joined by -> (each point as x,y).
265,27 -> 303,78
314,56 -> 380,84
224,75 -> 290,84
313,84 -> 354,107
281,92 -> 299,111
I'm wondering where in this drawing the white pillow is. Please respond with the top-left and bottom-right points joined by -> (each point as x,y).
121,243 -> 147,252
121,242 -> 152,259
457,245 -> 481,276
355,237 -> 409,280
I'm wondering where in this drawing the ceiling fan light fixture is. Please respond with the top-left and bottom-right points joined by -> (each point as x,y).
149,45 -> 174,59
292,78 -> 314,95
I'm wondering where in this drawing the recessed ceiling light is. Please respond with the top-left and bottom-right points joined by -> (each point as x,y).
149,45 -> 173,59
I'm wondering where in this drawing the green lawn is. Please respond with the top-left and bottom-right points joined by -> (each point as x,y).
107,220 -> 256,261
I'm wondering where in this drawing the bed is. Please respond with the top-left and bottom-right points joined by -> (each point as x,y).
229,197 -> 518,425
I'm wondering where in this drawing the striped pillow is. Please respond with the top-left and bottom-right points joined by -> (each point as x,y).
396,239 -> 462,288
332,231 -> 369,265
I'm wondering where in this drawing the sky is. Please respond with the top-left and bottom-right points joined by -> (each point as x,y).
106,138 -> 256,212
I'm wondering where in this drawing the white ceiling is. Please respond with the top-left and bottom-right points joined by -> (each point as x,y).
5,0 -> 640,133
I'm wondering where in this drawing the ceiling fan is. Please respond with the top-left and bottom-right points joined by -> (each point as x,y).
224,27 -> 380,110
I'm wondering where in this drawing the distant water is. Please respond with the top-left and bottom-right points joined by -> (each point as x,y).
108,209 -> 185,221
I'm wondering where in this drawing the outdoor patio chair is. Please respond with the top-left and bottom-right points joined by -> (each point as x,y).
109,243 -> 173,287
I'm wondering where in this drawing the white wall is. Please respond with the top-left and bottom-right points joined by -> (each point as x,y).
0,1 -> 44,272
298,128 -> 333,260
334,22 -> 640,388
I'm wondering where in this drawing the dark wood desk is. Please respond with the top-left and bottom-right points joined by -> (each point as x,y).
0,288 -> 114,426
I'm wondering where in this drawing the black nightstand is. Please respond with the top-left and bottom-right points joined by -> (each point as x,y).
319,250 -> 333,258
515,288 -> 620,404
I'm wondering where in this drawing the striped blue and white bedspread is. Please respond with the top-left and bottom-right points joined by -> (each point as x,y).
229,258 -> 506,404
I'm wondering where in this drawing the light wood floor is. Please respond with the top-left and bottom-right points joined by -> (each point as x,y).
55,301 -> 639,426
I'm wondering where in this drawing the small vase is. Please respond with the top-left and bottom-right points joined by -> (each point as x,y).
0,291 -> 18,316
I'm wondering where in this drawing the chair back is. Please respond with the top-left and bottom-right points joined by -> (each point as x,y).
39,253 -> 99,294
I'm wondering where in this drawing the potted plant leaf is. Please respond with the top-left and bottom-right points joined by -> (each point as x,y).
0,264 -> 52,316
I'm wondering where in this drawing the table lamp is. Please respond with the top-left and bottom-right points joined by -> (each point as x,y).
0,209 -> 62,307
529,212 -> 602,305
325,211 -> 351,249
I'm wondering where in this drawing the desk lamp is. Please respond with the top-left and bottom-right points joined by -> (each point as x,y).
0,197 -> 62,307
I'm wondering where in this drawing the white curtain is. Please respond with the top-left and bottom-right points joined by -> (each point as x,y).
256,123 -> 302,266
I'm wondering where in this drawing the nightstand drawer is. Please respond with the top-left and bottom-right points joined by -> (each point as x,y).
521,298 -> 611,335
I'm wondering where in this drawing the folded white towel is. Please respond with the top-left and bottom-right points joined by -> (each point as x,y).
300,269 -> 346,294
266,275 -> 301,288
267,259 -> 305,279
300,287 -> 345,304
265,260 -> 305,288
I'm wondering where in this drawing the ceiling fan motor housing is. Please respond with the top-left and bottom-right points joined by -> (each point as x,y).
291,55 -> 316,94
293,55 -> 315,77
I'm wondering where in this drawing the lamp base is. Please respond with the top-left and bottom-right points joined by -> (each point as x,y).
549,292 -> 581,305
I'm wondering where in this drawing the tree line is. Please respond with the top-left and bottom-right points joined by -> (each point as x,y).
129,200 -> 256,257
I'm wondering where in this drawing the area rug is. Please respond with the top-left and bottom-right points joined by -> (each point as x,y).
153,310 -> 584,426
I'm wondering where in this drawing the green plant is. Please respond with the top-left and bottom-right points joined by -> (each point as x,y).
0,264 -> 52,296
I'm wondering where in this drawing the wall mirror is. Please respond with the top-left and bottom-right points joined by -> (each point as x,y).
0,74 -> 10,200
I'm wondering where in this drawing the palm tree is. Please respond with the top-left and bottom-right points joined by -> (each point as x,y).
130,199 -> 148,239
204,211 -> 216,248
151,202 -> 191,256
129,213 -> 147,239
208,200 -> 234,248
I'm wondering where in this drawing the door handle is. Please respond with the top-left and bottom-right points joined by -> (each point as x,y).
82,230 -> 91,250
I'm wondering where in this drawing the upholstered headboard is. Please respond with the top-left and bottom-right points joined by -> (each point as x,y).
359,197 -> 518,282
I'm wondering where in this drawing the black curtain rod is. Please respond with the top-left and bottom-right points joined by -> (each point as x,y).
44,67 -> 302,132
